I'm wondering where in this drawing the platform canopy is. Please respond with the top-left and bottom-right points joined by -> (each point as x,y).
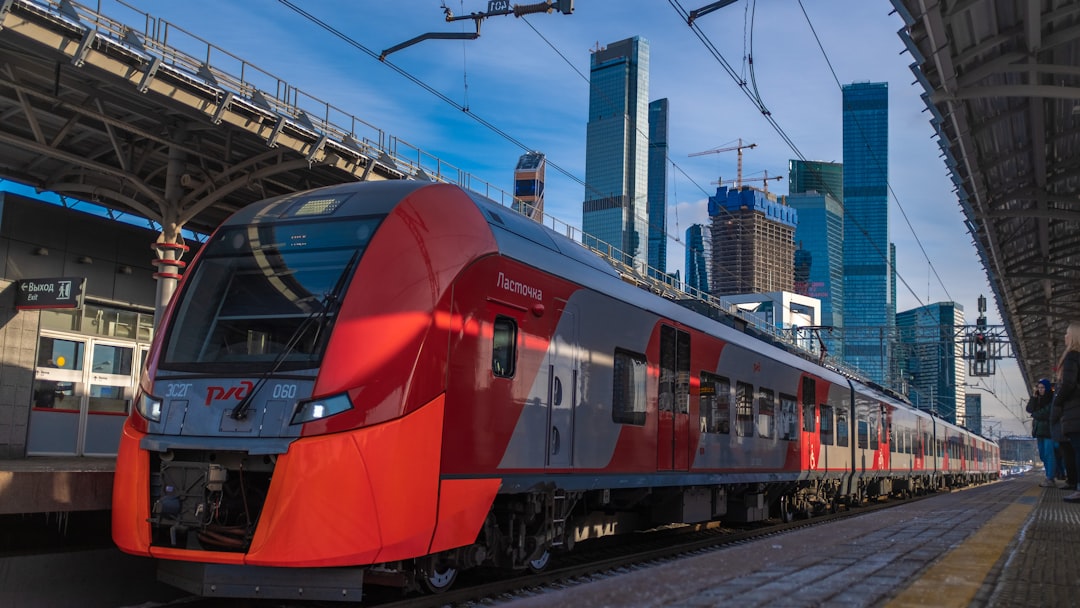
0,0 -> 513,240
892,0 -> 1080,385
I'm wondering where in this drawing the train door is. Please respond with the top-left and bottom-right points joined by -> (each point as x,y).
658,325 -> 690,471
546,303 -> 578,468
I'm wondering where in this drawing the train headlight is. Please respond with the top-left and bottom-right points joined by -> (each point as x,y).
136,392 -> 163,422
291,393 -> 353,425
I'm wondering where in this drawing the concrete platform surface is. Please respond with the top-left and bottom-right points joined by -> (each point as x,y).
497,476 -> 1058,608
0,456 -> 115,514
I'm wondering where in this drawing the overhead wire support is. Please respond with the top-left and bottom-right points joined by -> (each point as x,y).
687,0 -> 740,25
381,0 -> 574,60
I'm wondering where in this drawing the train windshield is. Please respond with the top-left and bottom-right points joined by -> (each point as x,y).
159,216 -> 383,372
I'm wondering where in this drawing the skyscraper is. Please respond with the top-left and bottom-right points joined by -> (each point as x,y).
582,37 -> 650,269
513,151 -> 545,222
841,82 -> 892,384
685,223 -> 710,295
897,302 -> 966,424
708,186 -> 797,296
964,394 -> 983,435
786,191 -> 843,358
789,159 -> 843,202
647,98 -> 668,277
788,158 -> 845,358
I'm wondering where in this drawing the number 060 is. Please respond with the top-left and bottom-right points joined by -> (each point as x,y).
273,384 -> 298,399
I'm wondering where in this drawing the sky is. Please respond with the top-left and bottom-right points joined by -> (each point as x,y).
97,0 -> 1031,435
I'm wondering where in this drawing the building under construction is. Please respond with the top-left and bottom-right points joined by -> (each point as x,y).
709,185 -> 798,296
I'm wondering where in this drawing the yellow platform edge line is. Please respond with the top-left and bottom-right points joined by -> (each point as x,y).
884,485 -> 1040,608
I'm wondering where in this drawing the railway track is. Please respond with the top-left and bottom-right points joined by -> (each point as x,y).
362,490 -> 943,608
151,488 -> 967,608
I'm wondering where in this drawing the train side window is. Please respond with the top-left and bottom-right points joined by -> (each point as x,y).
820,404 -> 834,446
868,409 -> 879,450
699,373 -> 731,434
836,406 -> 849,447
492,316 -> 517,378
758,388 -> 775,439
612,349 -> 647,426
735,382 -> 754,437
779,394 -> 797,440
801,377 -> 816,433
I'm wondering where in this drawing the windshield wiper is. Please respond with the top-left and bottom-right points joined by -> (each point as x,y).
230,247 -> 362,420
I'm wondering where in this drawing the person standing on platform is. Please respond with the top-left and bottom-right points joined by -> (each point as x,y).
1051,389 -> 1077,489
1027,378 -> 1056,487
1051,320 -> 1080,502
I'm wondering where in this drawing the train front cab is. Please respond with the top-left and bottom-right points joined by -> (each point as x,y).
112,182 -> 519,593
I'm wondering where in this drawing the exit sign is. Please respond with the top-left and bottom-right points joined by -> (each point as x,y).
15,277 -> 86,310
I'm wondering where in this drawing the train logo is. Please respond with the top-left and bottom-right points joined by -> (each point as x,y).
204,380 -> 254,406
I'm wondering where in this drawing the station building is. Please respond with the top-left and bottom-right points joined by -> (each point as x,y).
0,191 -> 185,458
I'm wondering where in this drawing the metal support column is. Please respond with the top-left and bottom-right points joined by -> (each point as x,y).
152,125 -> 189,327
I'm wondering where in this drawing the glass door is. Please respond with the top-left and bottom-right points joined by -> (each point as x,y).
27,334 -> 87,455
27,333 -> 136,456
83,339 -> 135,455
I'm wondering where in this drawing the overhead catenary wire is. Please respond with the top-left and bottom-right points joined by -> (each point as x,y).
282,0 -> 951,313
281,0 -> 765,294
796,0 -> 953,305
668,0 -> 945,321
281,0 -> 727,285
278,0 -> 594,199
519,14 -> 764,292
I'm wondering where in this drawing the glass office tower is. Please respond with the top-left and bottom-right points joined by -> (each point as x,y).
647,98 -> 668,277
787,191 -> 844,359
896,302 -> 966,424
841,82 -> 892,383
582,37 -> 650,269
789,159 -> 843,203
685,223 -> 710,295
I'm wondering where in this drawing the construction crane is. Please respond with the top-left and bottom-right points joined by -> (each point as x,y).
689,138 -> 756,188
712,171 -> 783,195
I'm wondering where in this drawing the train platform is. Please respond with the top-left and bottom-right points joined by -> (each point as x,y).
0,456 -> 114,514
500,474 -> 1072,608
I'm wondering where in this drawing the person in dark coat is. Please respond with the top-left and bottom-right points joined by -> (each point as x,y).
1050,321 -> 1080,502
1051,389 -> 1077,489
1027,378 -> 1056,487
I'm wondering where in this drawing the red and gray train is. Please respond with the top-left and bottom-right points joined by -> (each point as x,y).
111,180 -> 999,600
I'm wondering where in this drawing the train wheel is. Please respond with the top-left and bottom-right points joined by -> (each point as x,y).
779,497 -> 795,523
417,561 -> 458,594
527,549 -> 551,573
